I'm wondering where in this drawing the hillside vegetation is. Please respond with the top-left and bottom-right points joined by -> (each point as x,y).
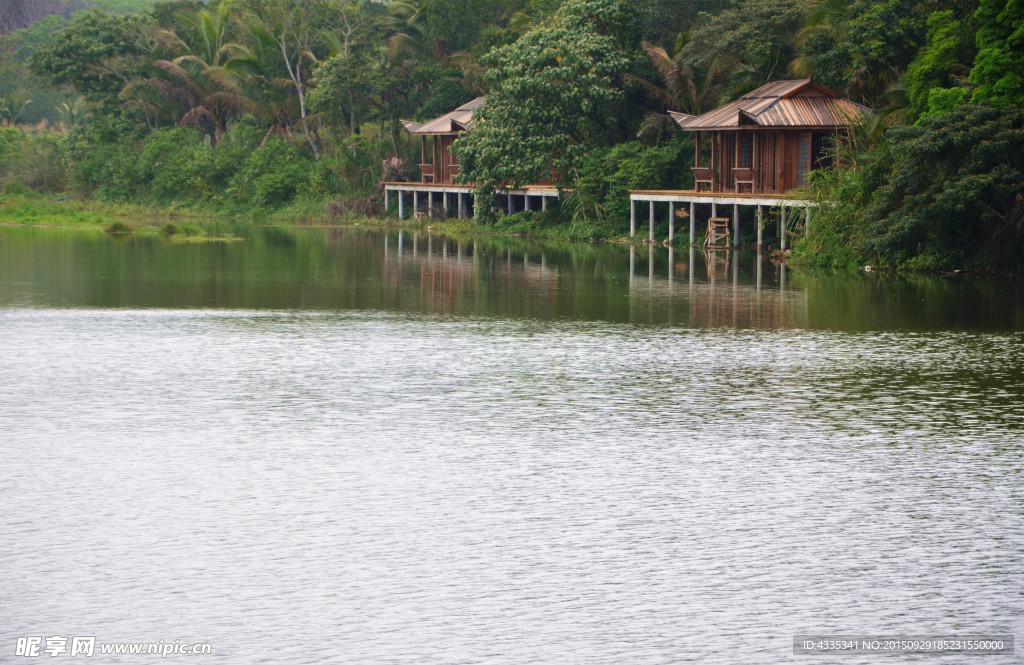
1,0 -> 1021,272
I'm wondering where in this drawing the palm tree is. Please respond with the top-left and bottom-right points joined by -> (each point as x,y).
633,35 -> 727,116
386,0 -> 436,61
123,0 -> 250,145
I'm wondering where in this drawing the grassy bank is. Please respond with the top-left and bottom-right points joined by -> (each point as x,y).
0,192 -> 704,251
0,193 -> 226,230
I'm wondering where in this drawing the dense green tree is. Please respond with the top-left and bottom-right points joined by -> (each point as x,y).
861,105 -> 1024,269
683,0 -> 805,94
29,10 -> 156,102
969,0 -> 1024,108
903,9 -> 976,119
454,0 -> 632,217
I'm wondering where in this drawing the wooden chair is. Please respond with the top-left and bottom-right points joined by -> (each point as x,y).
704,217 -> 731,249
733,168 -> 756,194
692,167 -> 713,192
419,163 -> 435,184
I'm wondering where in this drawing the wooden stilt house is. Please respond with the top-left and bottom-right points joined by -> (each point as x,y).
670,80 -> 870,195
401,97 -> 484,185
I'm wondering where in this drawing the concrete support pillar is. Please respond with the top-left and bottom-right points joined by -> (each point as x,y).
542,196 -> 548,212
733,203 -> 740,248
506,193 -> 512,216
805,206 -> 812,234
427,191 -> 433,218
668,202 -> 675,243
630,199 -> 636,237
757,205 -> 764,248
712,202 -> 718,218
412,191 -> 418,215
457,193 -> 464,219
689,202 -> 696,245
443,191 -> 448,213
781,207 -> 788,251
649,201 -> 655,243
398,190 -> 404,219
385,189 -> 390,210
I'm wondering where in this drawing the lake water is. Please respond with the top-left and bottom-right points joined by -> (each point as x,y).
1,225 -> 1022,664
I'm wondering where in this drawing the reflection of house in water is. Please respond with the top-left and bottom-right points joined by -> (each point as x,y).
377,230 -> 806,326
382,232 -> 561,316
626,245 -> 806,328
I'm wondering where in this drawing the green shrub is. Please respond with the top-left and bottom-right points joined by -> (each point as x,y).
104,221 -> 134,234
230,137 -> 313,208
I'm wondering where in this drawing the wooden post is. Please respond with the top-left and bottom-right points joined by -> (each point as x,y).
689,201 -> 696,245
733,203 -> 740,248
695,133 -> 701,167
753,134 -> 760,193
711,133 -> 717,190
649,200 -> 655,243
630,199 -> 636,237
668,202 -> 675,242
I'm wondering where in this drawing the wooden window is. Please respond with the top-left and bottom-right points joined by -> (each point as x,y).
739,134 -> 751,169
796,134 -> 811,187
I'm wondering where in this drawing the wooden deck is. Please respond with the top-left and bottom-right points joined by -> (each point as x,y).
630,189 -> 812,207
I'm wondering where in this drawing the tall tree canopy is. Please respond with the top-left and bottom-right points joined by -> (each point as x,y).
454,0 -> 631,216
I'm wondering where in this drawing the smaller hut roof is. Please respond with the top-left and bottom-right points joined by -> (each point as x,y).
671,80 -> 870,131
401,97 -> 485,135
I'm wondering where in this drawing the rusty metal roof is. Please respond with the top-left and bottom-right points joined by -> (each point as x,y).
402,97 -> 485,135
672,80 -> 870,130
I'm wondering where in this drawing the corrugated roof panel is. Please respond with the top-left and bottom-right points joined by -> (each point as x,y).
404,97 -> 486,135
670,80 -> 870,130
